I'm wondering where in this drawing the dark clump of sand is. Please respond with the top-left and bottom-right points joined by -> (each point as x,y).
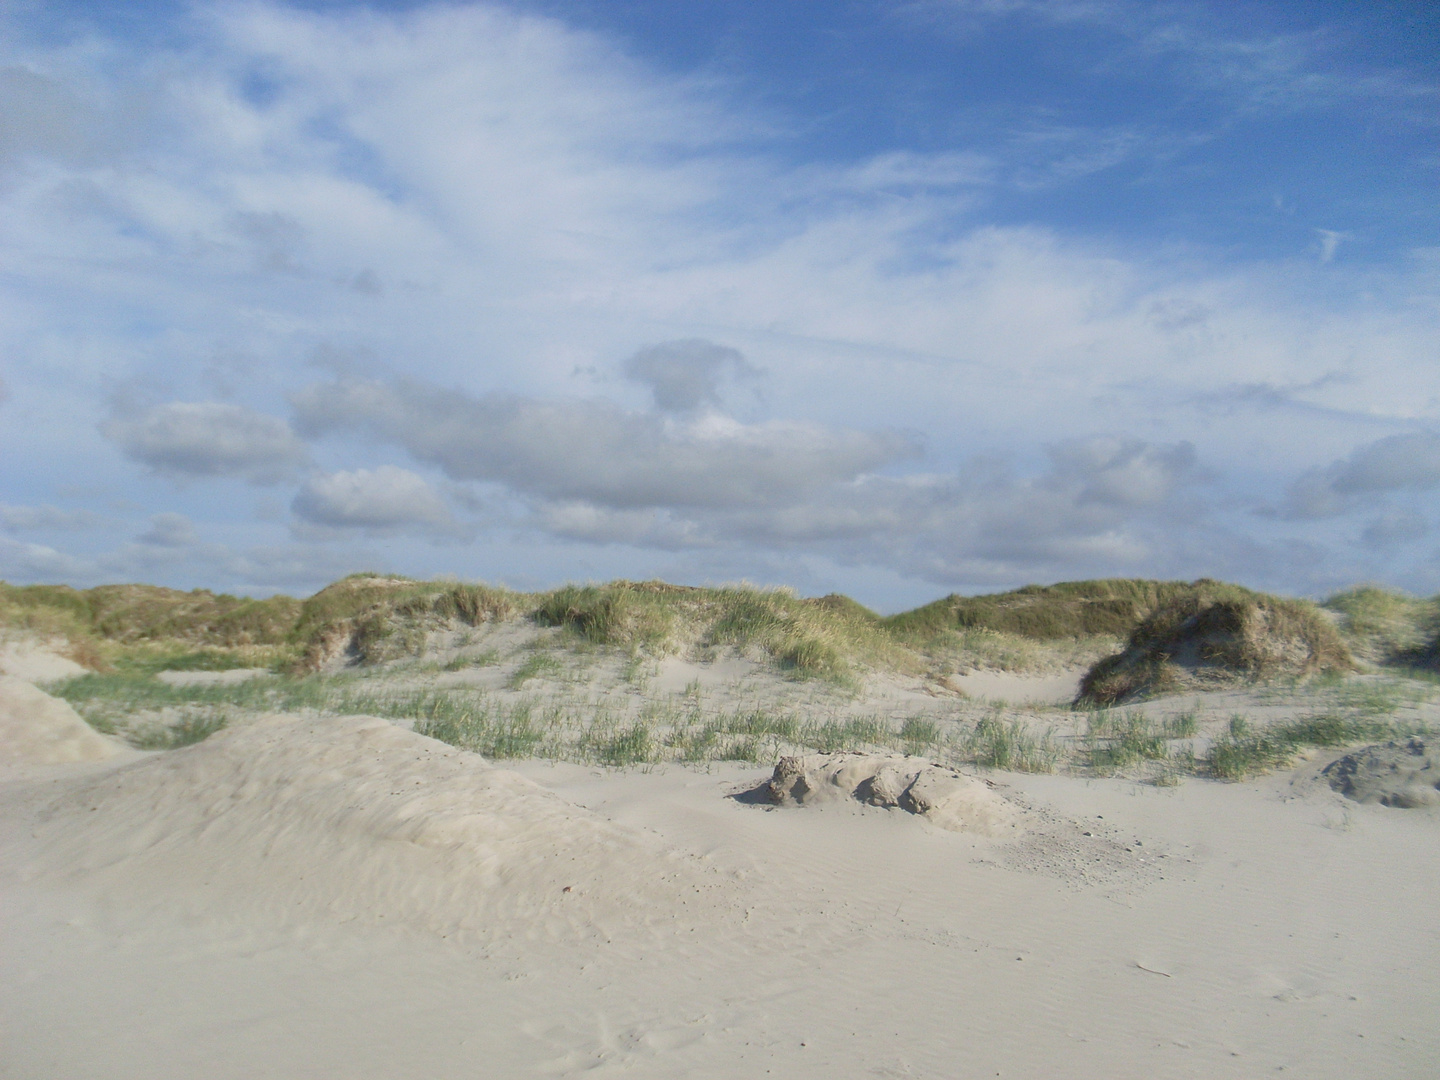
1323,737 -> 1440,808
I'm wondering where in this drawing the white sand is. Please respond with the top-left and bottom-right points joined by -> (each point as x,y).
949,667 -> 1085,703
0,674 -> 120,765
3,703 -> 1438,1078
0,638 -> 87,683
154,668 -> 273,687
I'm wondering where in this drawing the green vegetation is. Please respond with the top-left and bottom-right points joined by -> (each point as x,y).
886,579 -> 1198,642
1164,707 -> 1200,738
1084,710 -> 1170,773
409,696 -> 546,760
1207,713 -> 1408,781
898,716 -> 941,753
15,571 -> 1440,784
0,580 -> 300,671
533,581 -> 900,685
442,648 -> 499,672
293,576 -> 520,669
11,573 -> 1440,693
532,581 -> 681,651
589,722 -> 658,767
962,713 -> 1058,773
508,651 -> 563,688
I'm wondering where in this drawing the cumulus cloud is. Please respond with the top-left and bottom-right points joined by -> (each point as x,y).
135,512 -> 199,548
1044,438 -> 1196,508
623,339 -> 758,413
0,536 -> 99,581
102,402 -> 310,484
1327,433 -> 1440,495
500,430 -> 1203,586
291,378 -> 917,511
1284,432 -> 1440,519
292,466 -> 461,536
289,371 -> 1208,584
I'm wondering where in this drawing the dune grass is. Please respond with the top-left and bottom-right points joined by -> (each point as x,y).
508,651 -> 563,689
46,654 -> 1431,781
1077,581 -> 1356,706
532,580 -> 901,685
1323,585 -> 1440,667
962,714 -> 1060,773
886,579 -> 1197,643
13,572 -> 1440,695
1084,709 -> 1170,773
0,580 -> 302,671
411,699 -> 547,760
1205,713 -> 1416,781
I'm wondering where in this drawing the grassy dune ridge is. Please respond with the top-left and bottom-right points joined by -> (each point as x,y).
7,571 -> 1440,687
7,573 -> 1440,780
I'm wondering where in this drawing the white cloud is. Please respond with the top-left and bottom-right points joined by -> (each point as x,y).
101,402 -> 309,484
291,378 -> 918,511
623,339 -> 758,413
1284,432 -> 1440,519
135,512 -> 199,548
292,466 -> 461,536
1314,229 -> 1350,264
0,535 -> 97,580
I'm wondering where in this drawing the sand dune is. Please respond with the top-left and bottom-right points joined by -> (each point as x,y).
2,616 -> 1439,1078
0,639 -> 87,683
18,712 -> 731,942
2,714 -> 1437,1078
0,674 -> 120,765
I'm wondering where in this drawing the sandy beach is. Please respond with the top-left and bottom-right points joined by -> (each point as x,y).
3,683 -> 1437,1079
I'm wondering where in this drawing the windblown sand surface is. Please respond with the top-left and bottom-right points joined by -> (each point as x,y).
0,675 -> 120,765
3,659 -> 1439,1077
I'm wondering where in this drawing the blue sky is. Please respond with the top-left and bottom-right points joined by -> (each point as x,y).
0,0 -> 1437,608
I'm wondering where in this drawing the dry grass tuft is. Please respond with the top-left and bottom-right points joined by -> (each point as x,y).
1323,585 -> 1440,668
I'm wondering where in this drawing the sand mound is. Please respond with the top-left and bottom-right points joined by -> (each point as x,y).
765,752 -> 1024,836
0,638 -> 88,682
0,674 -> 119,765
1323,737 -> 1440,808
1079,584 -> 1353,704
22,712 -> 723,938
